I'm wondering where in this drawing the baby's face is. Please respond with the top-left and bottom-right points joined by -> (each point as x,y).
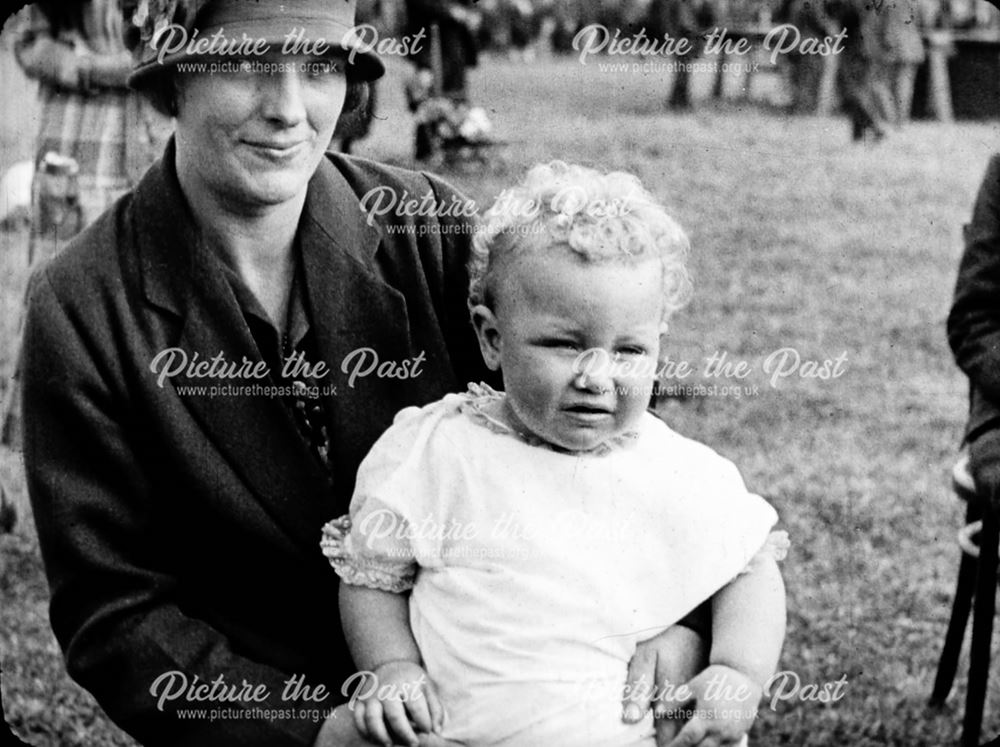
480,250 -> 664,452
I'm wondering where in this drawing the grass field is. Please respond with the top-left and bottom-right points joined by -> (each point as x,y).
3,52 -> 1000,746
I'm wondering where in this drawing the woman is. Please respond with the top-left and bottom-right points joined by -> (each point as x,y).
21,1 -> 708,745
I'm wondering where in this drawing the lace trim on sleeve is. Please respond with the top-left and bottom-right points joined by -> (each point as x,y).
736,530 -> 790,577
321,517 -> 416,593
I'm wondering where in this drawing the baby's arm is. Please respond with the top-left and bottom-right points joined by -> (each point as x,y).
665,551 -> 786,747
340,584 -> 444,747
710,551 -> 786,693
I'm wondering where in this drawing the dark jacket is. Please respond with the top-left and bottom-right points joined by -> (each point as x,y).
22,145 -> 492,746
949,154 -> 1000,443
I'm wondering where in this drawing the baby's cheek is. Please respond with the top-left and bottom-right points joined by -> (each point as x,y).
618,379 -> 654,418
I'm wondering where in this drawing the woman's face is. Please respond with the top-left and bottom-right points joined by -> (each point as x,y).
173,54 -> 347,211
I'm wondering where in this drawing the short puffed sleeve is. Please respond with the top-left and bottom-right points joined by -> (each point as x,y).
322,394 -> 467,593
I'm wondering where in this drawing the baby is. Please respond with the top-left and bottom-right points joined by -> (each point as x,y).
323,161 -> 787,746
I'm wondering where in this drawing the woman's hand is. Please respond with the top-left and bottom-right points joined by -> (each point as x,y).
353,661 -> 444,747
621,624 -> 707,745
662,664 -> 761,747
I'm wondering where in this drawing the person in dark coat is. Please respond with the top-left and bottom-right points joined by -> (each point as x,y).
949,154 -> 1000,515
644,0 -> 717,109
405,0 -> 481,102
830,0 -> 889,141
778,0 -> 839,113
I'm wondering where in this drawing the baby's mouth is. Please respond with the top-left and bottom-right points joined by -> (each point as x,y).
563,404 -> 613,417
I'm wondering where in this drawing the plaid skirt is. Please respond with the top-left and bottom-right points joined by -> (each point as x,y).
2,85 -> 171,449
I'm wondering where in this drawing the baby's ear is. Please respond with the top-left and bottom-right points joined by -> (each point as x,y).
470,304 -> 502,371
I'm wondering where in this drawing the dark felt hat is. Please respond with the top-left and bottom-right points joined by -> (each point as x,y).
127,0 -> 385,89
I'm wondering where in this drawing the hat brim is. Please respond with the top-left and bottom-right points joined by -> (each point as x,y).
128,17 -> 385,90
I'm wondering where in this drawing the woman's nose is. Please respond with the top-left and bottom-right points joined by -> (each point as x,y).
259,70 -> 308,126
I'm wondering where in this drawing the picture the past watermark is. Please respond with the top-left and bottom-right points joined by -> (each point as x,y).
146,345 -> 848,399
145,668 -> 848,720
573,23 -> 848,69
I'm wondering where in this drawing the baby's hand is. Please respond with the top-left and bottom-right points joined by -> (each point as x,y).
662,664 -> 761,747
352,660 -> 443,747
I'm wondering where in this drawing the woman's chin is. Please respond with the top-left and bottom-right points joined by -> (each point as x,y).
228,174 -> 311,208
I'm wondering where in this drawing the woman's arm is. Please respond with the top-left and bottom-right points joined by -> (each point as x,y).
22,269 -> 331,747
661,554 -> 786,747
709,552 -> 787,688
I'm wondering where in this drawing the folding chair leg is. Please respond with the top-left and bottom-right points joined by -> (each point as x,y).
931,548 -> 978,705
963,509 -> 999,747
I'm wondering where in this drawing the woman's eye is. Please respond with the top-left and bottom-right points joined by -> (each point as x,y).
307,60 -> 341,79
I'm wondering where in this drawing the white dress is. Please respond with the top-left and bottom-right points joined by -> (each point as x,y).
326,386 -> 784,746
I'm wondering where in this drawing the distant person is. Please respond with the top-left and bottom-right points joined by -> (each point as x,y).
14,0 -> 171,261
645,0 -> 717,109
405,0 -> 481,103
333,0 -> 384,154
404,0 -> 483,158
504,0 -> 538,61
949,154 -> 1000,517
830,0 -> 889,142
873,0 -> 926,125
2,0 -> 171,448
777,0 -> 840,113
544,0 -> 582,54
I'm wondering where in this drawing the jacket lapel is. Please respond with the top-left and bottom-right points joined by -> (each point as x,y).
134,143 -> 334,553
298,158 -> 421,501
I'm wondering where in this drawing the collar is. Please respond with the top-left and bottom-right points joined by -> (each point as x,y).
134,138 -> 383,319
212,240 -> 311,352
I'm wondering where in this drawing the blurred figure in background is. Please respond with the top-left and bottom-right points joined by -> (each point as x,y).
405,0 -> 485,159
333,0 -> 385,154
830,0 -> 889,142
777,0 -> 840,113
543,0 -> 584,54
645,0 -> 718,110
15,0 -> 171,263
872,0 -> 926,125
2,0 -> 171,449
504,0 -> 538,61
405,0 -> 481,104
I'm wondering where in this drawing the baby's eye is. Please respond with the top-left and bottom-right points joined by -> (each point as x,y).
613,346 -> 647,359
542,339 -> 579,351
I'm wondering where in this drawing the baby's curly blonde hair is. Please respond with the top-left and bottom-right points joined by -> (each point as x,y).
469,161 -> 692,321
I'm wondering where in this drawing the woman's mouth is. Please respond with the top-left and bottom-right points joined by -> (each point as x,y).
243,139 -> 308,160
